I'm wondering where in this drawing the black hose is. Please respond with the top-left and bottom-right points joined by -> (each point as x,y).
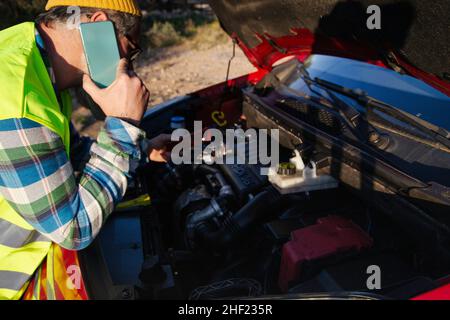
196,187 -> 281,249
195,164 -> 235,201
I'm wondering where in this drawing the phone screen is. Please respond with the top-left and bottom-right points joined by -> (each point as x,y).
79,21 -> 120,88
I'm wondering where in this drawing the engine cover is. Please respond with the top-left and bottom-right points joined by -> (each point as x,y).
218,163 -> 268,202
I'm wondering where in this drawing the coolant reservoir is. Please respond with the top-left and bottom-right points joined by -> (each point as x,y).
268,150 -> 338,194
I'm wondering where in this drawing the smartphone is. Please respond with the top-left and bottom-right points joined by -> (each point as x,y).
79,21 -> 120,88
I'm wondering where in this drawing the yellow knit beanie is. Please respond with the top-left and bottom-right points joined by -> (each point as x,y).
45,0 -> 141,16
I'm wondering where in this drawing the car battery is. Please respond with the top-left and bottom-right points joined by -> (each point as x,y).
278,215 -> 373,292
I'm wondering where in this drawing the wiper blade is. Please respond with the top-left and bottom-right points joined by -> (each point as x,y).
295,68 -> 389,149
313,77 -> 450,149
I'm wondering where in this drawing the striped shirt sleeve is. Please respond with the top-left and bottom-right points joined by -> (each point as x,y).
0,117 -> 146,250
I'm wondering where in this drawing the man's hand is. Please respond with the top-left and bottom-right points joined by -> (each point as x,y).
147,134 -> 172,163
82,59 -> 149,126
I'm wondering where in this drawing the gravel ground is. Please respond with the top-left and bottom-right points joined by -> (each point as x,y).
72,32 -> 256,138
137,39 -> 256,106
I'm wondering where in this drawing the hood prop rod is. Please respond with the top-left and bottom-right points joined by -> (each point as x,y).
225,38 -> 237,86
218,39 -> 237,113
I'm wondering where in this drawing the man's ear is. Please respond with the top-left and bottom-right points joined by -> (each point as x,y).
90,11 -> 108,22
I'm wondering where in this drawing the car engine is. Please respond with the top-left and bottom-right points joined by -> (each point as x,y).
127,129 -> 444,299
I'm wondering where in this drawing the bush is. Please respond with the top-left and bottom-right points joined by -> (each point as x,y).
0,0 -> 47,30
188,21 -> 229,50
146,21 -> 182,48
142,9 -> 217,48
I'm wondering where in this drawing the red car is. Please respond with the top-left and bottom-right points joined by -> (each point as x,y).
58,0 -> 450,300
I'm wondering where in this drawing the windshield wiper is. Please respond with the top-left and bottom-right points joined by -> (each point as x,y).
313,77 -> 450,150
291,67 -> 390,149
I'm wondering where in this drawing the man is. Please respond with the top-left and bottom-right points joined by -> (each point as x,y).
0,0 -> 170,299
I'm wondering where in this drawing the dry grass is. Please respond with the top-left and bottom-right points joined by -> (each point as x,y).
186,20 -> 229,50
144,18 -> 229,51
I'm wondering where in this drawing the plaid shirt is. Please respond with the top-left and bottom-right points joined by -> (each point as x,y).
0,29 -> 147,250
0,117 -> 146,250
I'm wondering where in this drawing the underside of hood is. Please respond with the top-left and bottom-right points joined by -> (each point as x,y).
208,0 -> 450,93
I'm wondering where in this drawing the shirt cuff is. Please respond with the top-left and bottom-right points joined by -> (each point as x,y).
99,117 -> 147,160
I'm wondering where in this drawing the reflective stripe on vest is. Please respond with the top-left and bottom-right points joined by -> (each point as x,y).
0,218 -> 50,248
0,22 -> 72,300
0,271 -> 31,291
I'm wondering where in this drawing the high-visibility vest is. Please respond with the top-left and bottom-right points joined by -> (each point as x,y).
0,22 -> 72,300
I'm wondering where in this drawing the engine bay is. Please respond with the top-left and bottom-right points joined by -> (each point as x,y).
79,67 -> 450,300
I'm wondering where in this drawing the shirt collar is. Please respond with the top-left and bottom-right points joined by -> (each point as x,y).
35,27 -> 57,86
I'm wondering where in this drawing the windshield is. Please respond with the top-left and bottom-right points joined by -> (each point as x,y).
284,55 -> 450,131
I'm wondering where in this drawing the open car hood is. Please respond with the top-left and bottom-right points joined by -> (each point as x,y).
208,0 -> 450,96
